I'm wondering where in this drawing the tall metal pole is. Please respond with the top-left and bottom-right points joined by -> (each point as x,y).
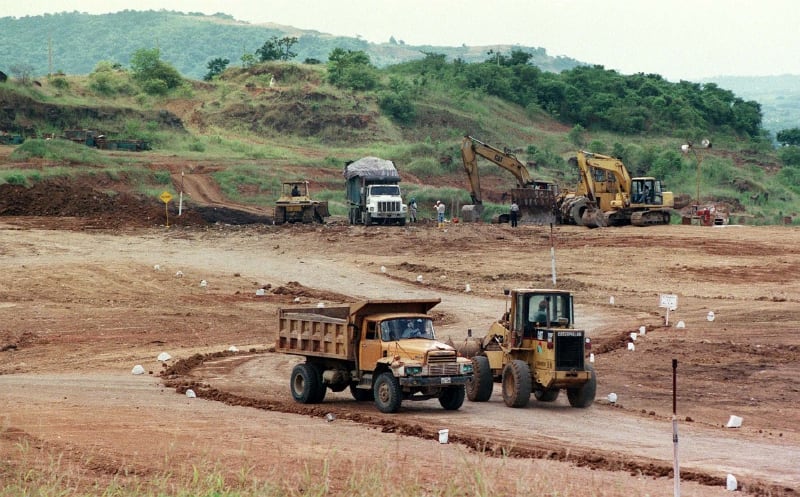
549,223 -> 557,286
673,359 -> 680,497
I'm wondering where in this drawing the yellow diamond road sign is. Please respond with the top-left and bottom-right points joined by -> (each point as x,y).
159,191 -> 173,203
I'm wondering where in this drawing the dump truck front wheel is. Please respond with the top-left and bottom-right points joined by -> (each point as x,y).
374,372 -> 402,413
467,356 -> 493,402
502,360 -> 532,408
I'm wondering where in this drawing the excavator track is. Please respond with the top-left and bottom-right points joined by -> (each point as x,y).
630,210 -> 672,226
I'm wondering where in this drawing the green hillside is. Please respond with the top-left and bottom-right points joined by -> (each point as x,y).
0,10 -> 579,79
1,15 -> 799,225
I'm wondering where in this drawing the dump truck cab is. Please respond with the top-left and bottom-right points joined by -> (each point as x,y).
359,312 -> 470,386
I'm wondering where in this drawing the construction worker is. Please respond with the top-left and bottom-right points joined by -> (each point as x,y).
510,199 -> 520,227
409,198 -> 418,222
435,200 -> 446,228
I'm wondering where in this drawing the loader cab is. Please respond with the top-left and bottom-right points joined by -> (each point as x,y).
510,290 -> 574,336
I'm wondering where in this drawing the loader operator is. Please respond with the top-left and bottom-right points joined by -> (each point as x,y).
533,299 -> 549,324
291,184 -> 300,196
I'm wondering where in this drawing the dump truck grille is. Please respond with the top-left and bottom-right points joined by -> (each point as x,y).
555,332 -> 585,370
426,363 -> 461,376
378,201 -> 401,213
425,351 -> 459,375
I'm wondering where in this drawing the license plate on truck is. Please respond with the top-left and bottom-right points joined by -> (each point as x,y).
441,377 -> 451,384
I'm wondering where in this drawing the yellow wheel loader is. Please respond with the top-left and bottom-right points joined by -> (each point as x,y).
454,288 -> 596,408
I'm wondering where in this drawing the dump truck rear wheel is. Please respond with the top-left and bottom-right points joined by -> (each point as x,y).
349,383 -> 372,402
534,388 -> 560,402
567,364 -> 597,408
374,372 -> 402,413
466,356 -> 493,402
290,363 -> 325,404
502,360 -> 531,408
438,386 -> 465,410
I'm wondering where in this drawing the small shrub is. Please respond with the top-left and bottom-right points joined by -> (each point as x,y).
4,173 -> 27,185
50,77 -> 69,90
154,171 -> 172,184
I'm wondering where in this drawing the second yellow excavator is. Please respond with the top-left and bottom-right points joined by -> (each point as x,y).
557,151 -> 674,228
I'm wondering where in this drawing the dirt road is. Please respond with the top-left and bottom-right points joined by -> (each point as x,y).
1,219 -> 799,496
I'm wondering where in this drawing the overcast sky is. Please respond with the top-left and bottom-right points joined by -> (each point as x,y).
6,0 -> 798,81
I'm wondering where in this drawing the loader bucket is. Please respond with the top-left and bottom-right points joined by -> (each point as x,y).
446,337 -> 483,358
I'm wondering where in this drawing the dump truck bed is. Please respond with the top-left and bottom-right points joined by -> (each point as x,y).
277,306 -> 353,360
276,299 -> 441,361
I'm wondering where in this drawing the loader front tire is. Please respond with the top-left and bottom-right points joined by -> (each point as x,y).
438,386 -> 465,410
466,356 -> 493,402
502,360 -> 531,408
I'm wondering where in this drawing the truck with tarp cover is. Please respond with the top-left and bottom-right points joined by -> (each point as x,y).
344,157 -> 407,226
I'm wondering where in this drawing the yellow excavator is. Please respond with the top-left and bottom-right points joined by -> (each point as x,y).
557,151 -> 674,228
460,136 -> 558,224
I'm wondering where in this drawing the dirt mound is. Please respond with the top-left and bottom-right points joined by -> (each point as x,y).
0,177 -> 264,228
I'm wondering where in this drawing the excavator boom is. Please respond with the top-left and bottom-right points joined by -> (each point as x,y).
460,136 -> 557,224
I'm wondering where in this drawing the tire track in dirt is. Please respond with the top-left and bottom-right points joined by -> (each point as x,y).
161,351 -> 797,497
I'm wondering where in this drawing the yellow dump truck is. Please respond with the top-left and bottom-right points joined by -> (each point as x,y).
276,299 -> 473,413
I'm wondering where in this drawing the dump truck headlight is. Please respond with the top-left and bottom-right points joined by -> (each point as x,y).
461,363 -> 474,374
404,365 -> 423,375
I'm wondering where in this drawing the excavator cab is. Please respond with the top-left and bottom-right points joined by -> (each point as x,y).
631,178 -> 663,205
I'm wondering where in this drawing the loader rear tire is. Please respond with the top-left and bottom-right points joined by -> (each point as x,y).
502,360 -> 531,408
567,364 -> 597,408
466,356 -> 493,402
438,386 -> 465,410
374,371 -> 402,413
290,363 -> 325,404
534,388 -> 560,402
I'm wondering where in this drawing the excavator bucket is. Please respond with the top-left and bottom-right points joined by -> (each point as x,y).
511,188 -> 556,225
580,206 -> 607,229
